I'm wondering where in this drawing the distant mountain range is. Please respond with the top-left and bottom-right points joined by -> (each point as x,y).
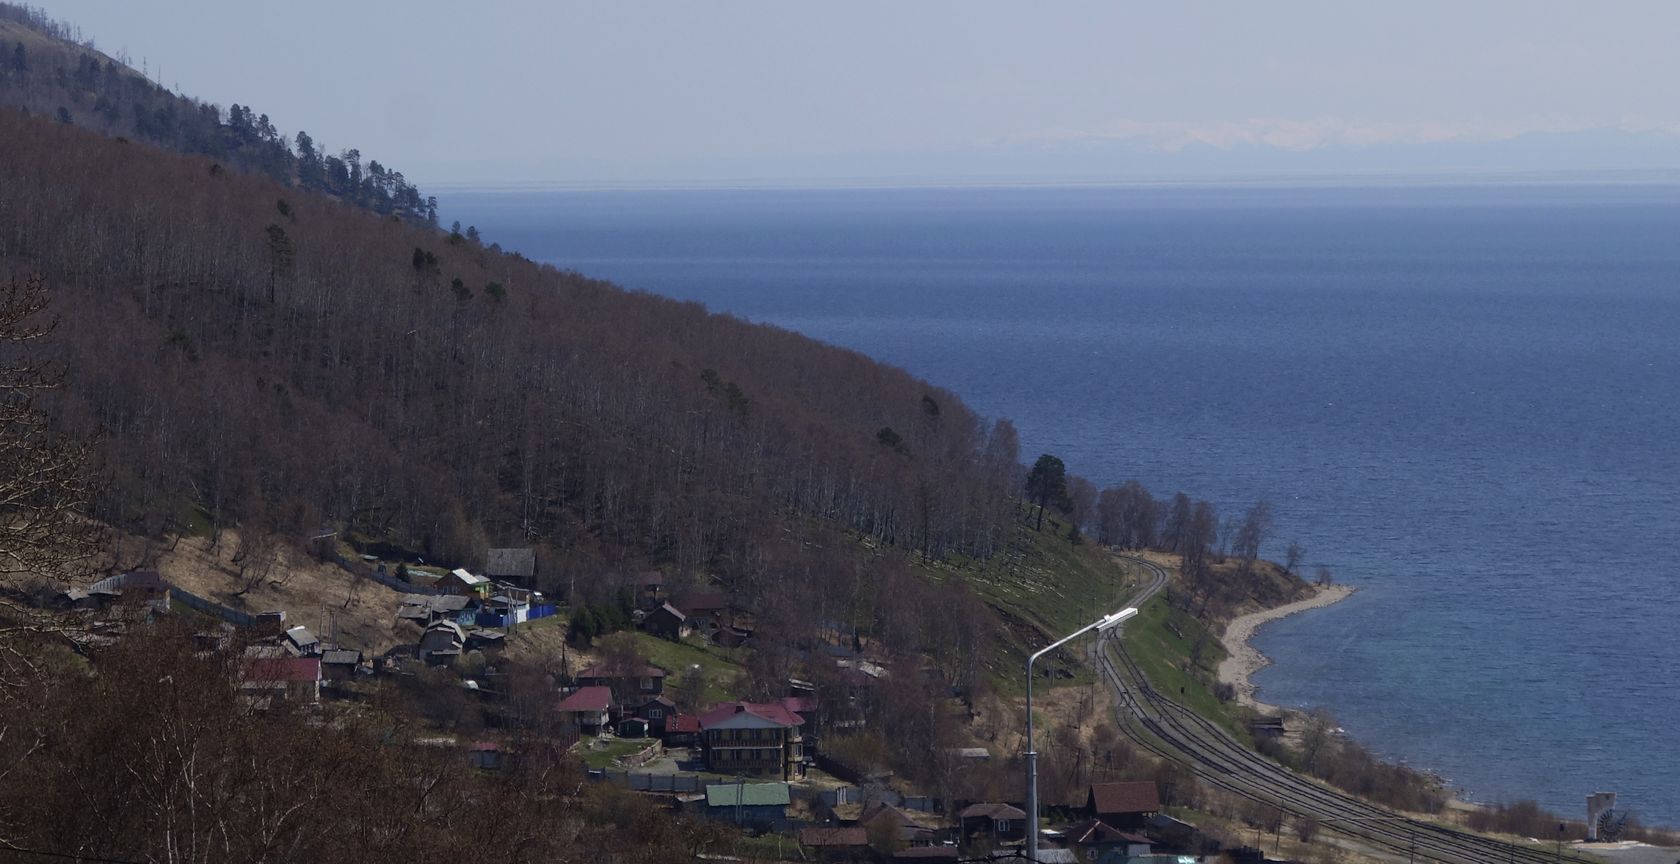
427,127 -> 1680,191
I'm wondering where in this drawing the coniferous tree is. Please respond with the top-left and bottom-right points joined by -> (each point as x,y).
1025,453 -> 1069,531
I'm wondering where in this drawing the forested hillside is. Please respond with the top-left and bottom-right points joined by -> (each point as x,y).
0,102 -> 1026,604
0,4 -> 435,223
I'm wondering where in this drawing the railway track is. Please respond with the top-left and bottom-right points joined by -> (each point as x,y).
1101,555 -> 1590,864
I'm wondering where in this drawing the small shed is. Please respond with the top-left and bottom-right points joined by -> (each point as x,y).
320,649 -> 362,681
283,626 -> 321,657
465,629 -> 506,653
468,741 -> 510,771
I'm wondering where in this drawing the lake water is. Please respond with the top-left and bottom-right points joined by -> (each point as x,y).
446,184 -> 1680,825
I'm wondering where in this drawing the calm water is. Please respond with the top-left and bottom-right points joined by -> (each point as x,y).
447,184 -> 1680,824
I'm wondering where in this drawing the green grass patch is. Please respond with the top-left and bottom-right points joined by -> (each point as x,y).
1118,592 -> 1250,741
630,632 -> 743,705
576,736 -> 655,769
724,833 -> 803,860
174,503 -> 213,538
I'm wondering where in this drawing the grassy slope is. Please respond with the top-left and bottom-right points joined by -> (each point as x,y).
628,632 -> 744,706
1118,590 -> 1248,740
921,512 -> 1148,696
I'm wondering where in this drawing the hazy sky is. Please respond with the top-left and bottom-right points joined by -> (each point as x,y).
32,1 -> 1680,186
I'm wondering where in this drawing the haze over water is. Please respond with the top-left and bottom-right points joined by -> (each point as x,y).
450,184 -> 1680,824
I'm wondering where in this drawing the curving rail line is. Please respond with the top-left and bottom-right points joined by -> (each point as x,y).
1100,555 -> 1590,864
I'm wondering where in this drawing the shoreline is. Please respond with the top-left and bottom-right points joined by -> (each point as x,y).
1217,583 -> 1355,715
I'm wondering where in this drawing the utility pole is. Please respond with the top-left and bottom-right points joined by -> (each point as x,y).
1025,608 -> 1137,864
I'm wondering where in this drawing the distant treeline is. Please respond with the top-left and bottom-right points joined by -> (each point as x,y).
0,3 -> 435,224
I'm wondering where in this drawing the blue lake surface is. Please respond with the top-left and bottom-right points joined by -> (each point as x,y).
447,184 -> 1680,824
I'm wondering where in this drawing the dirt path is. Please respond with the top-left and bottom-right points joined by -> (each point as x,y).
1217,583 -> 1355,712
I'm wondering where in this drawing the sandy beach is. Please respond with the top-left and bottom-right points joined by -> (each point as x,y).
1218,583 -> 1356,713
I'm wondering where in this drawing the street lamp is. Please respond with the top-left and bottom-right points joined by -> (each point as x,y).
1026,606 -> 1137,863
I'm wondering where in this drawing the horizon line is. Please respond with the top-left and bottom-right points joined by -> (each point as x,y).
426,167 -> 1680,195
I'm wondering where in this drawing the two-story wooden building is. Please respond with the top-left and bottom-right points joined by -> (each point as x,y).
698,701 -> 805,780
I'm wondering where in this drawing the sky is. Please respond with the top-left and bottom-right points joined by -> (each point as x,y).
31,1 -> 1680,187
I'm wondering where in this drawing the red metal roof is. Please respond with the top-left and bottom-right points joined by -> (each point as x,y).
557,685 -> 612,712
1087,781 -> 1161,816
698,701 -> 804,728
665,714 -> 700,733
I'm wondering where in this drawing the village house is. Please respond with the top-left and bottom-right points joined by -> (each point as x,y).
642,602 -> 691,641
1065,819 -> 1154,863
673,590 -> 730,629
557,686 -> 613,734
631,694 -> 678,736
1085,781 -> 1162,832
858,803 -> 938,847
239,656 -> 322,705
797,826 -> 869,861
418,620 -> 466,665
958,802 -> 1027,844
663,713 -> 700,747
575,663 -> 667,699
698,701 -> 805,779
483,547 -> 535,583
704,782 -> 791,830
438,567 -> 491,597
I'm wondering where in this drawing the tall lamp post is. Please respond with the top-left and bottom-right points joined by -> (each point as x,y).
1026,606 -> 1137,864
